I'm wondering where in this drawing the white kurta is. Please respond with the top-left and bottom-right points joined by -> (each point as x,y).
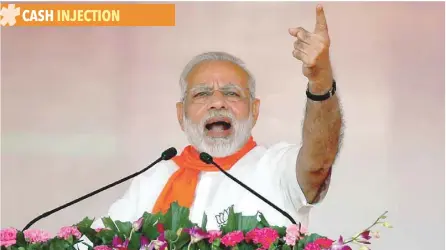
77,142 -> 330,249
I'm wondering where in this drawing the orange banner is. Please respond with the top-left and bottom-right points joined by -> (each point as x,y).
0,3 -> 176,26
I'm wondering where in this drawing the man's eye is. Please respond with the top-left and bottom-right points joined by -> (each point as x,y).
225,91 -> 240,97
193,92 -> 210,97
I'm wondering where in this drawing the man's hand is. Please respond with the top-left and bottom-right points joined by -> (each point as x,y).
289,5 -> 332,93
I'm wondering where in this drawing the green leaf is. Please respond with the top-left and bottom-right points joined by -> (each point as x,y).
237,214 -> 259,233
201,212 -> 208,230
76,218 -> 100,245
96,229 -> 115,244
282,244 -> 292,250
27,243 -> 43,250
220,207 -> 262,233
162,202 -> 193,232
221,206 -> 237,233
115,221 -> 133,237
128,232 -> 141,250
197,240 -> 211,250
258,212 -> 270,227
101,217 -> 119,233
173,231 -> 191,250
142,212 -> 161,240
164,230 -> 178,242
48,238 -> 70,250
296,240 -> 305,250
238,242 -> 255,250
15,231 -> 27,246
189,243 -> 198,250
295,233 -> 324,250
271,226 -> 286,237
304,233 -> 324,243
66,235 -> 74,245
268,240 -> 280,250
211,238 -> 222,250
76,217 -> 94,229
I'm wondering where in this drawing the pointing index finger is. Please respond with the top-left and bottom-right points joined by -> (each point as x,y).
315,4 -> 328,32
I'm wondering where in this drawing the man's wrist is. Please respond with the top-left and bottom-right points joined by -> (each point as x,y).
307,66 -> 333,94
306,79 -> 336,101
308,76 -> 333,94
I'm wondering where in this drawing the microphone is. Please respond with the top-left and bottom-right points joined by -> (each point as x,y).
22,147 -> 177,231
199,152 -> 297,224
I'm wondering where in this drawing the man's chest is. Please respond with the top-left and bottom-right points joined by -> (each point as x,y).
187,171 -> 270,230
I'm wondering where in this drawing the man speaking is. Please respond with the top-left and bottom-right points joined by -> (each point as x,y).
96,5 -> 342,231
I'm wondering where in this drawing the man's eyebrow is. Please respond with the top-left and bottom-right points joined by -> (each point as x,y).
188,84 -> 212,92
188,83 -> 245,93
220,83 -> 244,91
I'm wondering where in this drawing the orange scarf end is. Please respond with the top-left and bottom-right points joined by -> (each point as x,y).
152,137 -> 257,214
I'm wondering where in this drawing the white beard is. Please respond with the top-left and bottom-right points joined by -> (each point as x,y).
183,109 -> 254,158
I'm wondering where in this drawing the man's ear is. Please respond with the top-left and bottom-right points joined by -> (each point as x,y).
176,102 -> 185,131
251,98 -> 260,127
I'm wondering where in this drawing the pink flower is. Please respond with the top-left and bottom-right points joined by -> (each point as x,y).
221,231 -> 244,247
133,217 -> 144,231
208,230 -> 222,243
23,229 -> 52,243
361,231 -> 371,239
330,236 -> 352,250
0,227 -> 17,247
140,235 -> 150,246
94,246 -> 112,250
245,228 -> 279,249
184,226 -> 209,243
284,234 -> 297,246
284,223 -> 307,246
299,225 -> 308,235
304,242 -> 321,250
147,232 -> 168,250
58,226 -> 82,240
112,236 -> 129,248
371,231 -> 380,238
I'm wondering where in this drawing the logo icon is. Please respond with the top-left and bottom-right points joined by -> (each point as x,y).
0,4 -> 20,26
215,205 -> 233,226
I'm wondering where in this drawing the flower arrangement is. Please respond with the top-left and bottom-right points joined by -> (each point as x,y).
1,202 -> 391,250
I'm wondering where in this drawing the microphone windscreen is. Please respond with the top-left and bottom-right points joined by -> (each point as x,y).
161,147 -> 177,160
199,152 -> 213,164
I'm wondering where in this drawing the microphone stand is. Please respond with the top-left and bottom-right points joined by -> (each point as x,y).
199,152 -> 297,224
22,147 -> 177,231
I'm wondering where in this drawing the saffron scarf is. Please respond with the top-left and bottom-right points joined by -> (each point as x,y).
152,137 -> 257,214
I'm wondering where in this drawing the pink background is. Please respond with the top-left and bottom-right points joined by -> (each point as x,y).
1,2 -> 444,249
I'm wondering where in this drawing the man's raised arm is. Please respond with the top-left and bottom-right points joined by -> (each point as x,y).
288,5 -> 343,203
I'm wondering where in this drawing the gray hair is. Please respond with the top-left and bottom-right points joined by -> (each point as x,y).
179,51 -> 256,102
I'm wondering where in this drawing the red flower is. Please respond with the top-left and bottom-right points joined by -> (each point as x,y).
314,238 -> 334,248
221,231 -> 244,247
304,242 -> 321,250
360,231 -> 371,240
157,223 -> 165,233
245,228 -> 279,249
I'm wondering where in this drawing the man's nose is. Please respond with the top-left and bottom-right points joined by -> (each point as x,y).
208,91 -> 227,109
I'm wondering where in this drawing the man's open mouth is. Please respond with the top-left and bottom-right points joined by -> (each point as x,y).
204,117 -> 232,132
